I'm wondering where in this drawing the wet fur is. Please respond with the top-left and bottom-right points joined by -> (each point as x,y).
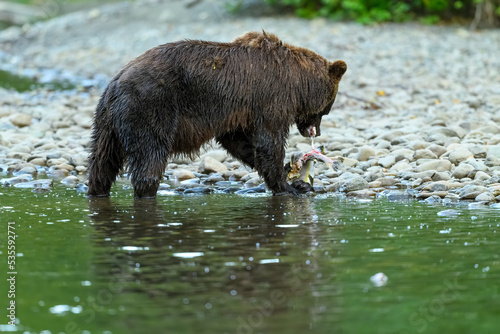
87,31 -> 346,198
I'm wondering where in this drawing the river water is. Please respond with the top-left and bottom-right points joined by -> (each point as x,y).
1,182 -> 499,333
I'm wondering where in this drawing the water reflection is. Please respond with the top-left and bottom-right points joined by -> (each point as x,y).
87,195 -> 336,333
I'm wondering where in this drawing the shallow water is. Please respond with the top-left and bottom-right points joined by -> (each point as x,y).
0,69 -> 75,92
1,183 -> 499,334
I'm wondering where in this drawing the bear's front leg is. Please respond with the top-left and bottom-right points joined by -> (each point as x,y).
253,128 -> 298,196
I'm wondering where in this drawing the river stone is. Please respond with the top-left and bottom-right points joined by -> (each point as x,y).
198,156 -> 227,174
400,170 -> 435,180
204,172 -> 225,183
378,155 -> 396,168
346,189 -> 375,198
414,149 -> 437,160
415,160 -> 452,172
433,127 -> 460,138
341,157 -> 358,168
377,130 -> 406,141
467,158 -> 490,171
485,156 -> 500,167
173,169 -> 196,181
408,140 -> 430,150
10,113 -> 32,127
424,195 -> 443,204
61,175 -> 79,187
475,192 -> 495,202
391,160 -> 412,172
355,146 -> 375,161
0,174 -> 33,186
391,148 -> 414,161
474,171 -> 490,181
184,187 -> 213,194
469,146 -> 487,159
55,163 -> 75,171
458,185 -> 489,200
432,171 -> 451,181
47,158 -> 68,166
487,146 -> 500,160
245,176 -> 262,188
72,114 -> 92,128
10,145 -> 31,153
29,157 -> 47,166
452,163 -> 474,179
479,125 -> 500,134
201,149 -> 228,163
240,172 -> 259,182
340,175 -> 369,192
427,144 -> 447,158
7,152 -> 30,160
14,179 -> 53,189
69,153 -> 88,167
15,166 -> 37,176
448,147 -> 473,165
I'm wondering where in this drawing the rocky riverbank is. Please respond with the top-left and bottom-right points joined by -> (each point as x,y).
1,0 -> 500,204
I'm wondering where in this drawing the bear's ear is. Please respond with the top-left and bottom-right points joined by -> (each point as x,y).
329,60 -> 347,81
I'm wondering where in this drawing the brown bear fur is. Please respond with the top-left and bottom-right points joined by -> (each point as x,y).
87,31 -> 347,198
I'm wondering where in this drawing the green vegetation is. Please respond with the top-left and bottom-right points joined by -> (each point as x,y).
263,0 -> 500,26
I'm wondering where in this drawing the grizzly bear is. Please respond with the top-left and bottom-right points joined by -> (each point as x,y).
87,31 -> 346,198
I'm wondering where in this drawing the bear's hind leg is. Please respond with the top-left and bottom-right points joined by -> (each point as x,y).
128,144 -> 169,199
87,126 -> 125,197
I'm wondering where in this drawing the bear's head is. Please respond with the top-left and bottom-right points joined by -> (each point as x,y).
296,60 -> 347,138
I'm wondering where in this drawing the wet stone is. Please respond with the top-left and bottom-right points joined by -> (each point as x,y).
203,173 -> 225,183
414,149 -> 437,160
198,156 -> 227,174
458,185 -> 490,200
14,179 -> 53,189
346,189 -> 376,198
415,160 -> 452,173
432,171 -> 451,181
340,175 -> 369,192
61,175 -> 79,187
0,174 -> 33,186
452,163 -> 474,179
378,155 -> 396,168
475,192 -> 495,203
235,184 -> 267,194
448,147 -> 473,165
474,171 -> 490,181
172,169 -> 196,181
183,187 -> 213,194
10,113 -> 32,127
424,195 -> 443,204
379,190 -> 414,201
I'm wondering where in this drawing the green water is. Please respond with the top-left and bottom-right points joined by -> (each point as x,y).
0,183 -> 499,334
0,70 -> 75,92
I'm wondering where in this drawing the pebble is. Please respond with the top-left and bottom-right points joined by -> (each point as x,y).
61,175 -> 79,187
448,147 -> 473,165
415,160 -> 452,173
198,156 -> 228,174
10,113 -> 32,127
475,192 -> 496,203
172,169 -> 196,181
452,163 -> 474,179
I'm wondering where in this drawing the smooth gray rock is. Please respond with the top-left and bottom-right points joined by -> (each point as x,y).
198,156 -> 227,174
416,160 -> 452,172
448,147 -> 473,165
452,163 -> 474,179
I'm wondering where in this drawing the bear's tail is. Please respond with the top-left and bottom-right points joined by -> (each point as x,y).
87,96 -> 125,197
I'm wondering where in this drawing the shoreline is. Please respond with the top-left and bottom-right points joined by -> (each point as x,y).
1,0 -> 500,205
